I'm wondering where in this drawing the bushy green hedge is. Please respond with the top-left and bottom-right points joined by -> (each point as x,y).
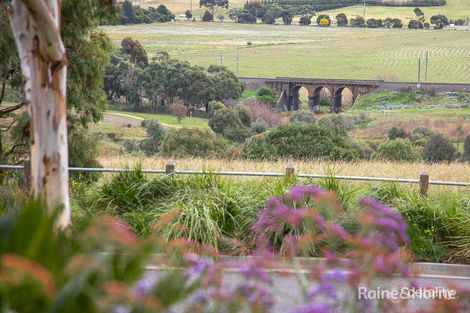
244,124 -> 359,161
372,139 -> 420,162
161,128 -> 235,158
422,134 -> 457,163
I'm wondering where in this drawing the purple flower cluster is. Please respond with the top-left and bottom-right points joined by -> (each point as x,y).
133,272 -> 158,297
285,186 -> 325,202
358,198 -> 410,250
253,186 -> 327,236
185,253 -> 218,286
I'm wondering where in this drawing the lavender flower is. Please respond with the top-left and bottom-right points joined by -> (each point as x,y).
133,272 -> 158,297
185,253 -> 216,286
285,186 -> 325,202
239,262 -> 273,284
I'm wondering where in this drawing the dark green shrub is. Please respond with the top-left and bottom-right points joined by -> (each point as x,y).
96,167 -> 176,213
367,18 -> 383,28
223,126 -> 251,143
299,15 -> 312,26
289,111 -> 315,125
248,124 -> 359,161
208,100 -> 225,118
463,135 -> 470,162
140,119 -> 166,156
236,104 -> 253,127
388,126 -> 408,140
256,87 -> 278,107
243,133 -> 277,160
410,127 -> 434,146
336,13 -> 348,26
250,118 -> 268,134
372,139 -> 420,162
161,128 -> 231,158
209,108 -> 244,135
422,134 -> 457,162
318,115 -> 352,137
350,16 -> 365,27
202,10 -> 213,21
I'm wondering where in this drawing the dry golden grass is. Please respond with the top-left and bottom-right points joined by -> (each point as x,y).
99,156 -> 470,183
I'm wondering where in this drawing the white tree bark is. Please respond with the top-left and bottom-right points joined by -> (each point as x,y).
8,0 -> 70,228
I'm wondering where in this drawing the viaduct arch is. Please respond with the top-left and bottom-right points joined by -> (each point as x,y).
266,78 -> 383,113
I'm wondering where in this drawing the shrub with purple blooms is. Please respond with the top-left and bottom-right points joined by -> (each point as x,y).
0,187 -> 469,313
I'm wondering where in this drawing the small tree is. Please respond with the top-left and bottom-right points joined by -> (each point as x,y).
236,105 -> 253,128
256,87 -> 278,107
289,111 -> 315,125
388,127 -> 408,140
319,19 -> 330,27
209,108 -> 244,134
367,18 -> 383,28
185,9 -> 193,20
372,139 -> 420,162
414,8 -> 424,21
122,0 -> 136,24
208,100 -> 225,118
408,20 -> 422,29
350,16 -> 366,28
453,124 -> 464,150
199,0 -> 229,17
250,118 -> 268,134
140,120 -> 166,156
170,98 -> 188,123
316,14 -> 331,26
422,134 -> 457,163
463,135 -> 470,162
299,15 -> 312,26
336,13 -> 348,27
430,14 -> 449,29
282,10 -> 293,25
202,10 -> 214,22
391,18 -> 403,28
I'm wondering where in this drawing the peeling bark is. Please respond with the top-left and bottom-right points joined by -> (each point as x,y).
8,0 -> 70,228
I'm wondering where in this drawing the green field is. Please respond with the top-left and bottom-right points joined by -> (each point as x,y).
102,20 -> 470,83
108,110 -> 210,128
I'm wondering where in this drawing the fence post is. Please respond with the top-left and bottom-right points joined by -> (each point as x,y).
419,172 -> 429,197
166,161 -> 175,175
285,163 -> 295,178
23,158 -> 31,194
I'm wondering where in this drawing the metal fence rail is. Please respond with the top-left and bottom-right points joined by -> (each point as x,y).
1,163 -> 469,196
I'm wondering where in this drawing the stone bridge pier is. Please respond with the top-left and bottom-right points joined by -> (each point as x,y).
266,78 -> 383,113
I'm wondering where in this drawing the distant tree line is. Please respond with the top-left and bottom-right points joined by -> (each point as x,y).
225,4 -> 453,29
102,0 -> 175,25
273,0 -> 446,7
104,38 -> 243,113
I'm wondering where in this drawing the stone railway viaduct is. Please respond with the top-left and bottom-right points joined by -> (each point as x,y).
241,77 -> 470,113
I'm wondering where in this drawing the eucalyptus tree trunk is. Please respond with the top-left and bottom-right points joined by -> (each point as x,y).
8,0 -> 70,228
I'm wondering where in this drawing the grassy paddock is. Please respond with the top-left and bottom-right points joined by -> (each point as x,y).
98,155 -> 470,186
107,110 -> 210,129
102,21 -> 470,83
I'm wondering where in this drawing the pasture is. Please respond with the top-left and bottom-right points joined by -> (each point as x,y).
102,21 -> 470,83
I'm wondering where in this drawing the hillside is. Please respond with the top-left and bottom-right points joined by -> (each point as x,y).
102,21 -> 470,83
